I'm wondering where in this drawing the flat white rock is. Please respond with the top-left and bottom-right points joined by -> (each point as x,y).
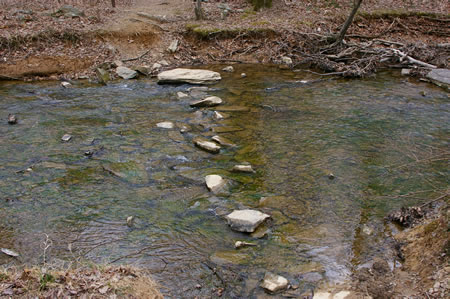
61,134 -> 72,142
232,164 -> 255,173
158,68 -> 221,84
156,121 -> 174,129
190,96 -> 223,108
61,81 -> 72,88
1,248 -> 19,257
205,175 -> 226,193
194,139 -> 221,153
222,66 -> 234,72
225,209 -> 270,232
260,272 -> 289,293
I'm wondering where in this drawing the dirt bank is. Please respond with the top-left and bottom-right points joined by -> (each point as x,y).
0,0 -> 448,81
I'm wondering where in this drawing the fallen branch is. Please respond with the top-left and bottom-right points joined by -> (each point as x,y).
419,192 -> 449,208
122,49 -> 151,62
390,49 -> 437,68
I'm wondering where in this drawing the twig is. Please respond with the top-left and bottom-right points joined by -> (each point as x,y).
419,193 -> 449,208
122,49 -> 151,62
373,39 -> 405,47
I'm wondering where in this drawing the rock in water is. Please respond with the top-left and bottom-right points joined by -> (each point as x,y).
7,114 -> 17,124
234,241 -> 257,249
232,164 -> 255,173
177,92 -> 189,100
126,216 -> 134,227
241,73 -> 247,78
190,96 -> 223,108
96,68 -> 110,85
222,66 -> 234,72
427,68 -> 450,89
205,175 -> 226,193
225,209 -> 270,233
194,139 -> 221,154
260,272 -> 289,293
61,81 -> 72,88
211,135 -> 235,147
158,68 -> 221,84
116,66 -> 138,79
156,121 -> 175,129
61,134 -> 72,142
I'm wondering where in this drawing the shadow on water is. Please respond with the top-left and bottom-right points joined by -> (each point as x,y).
0,65 -> 448,297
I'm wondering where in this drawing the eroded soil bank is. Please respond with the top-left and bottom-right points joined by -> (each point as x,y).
0,0 -> 449,81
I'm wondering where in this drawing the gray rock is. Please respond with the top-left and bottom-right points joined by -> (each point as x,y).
225,209 -> 270,233
158,68 -> 221,84
96,68 -> 110,85
427,68 -> 450,89
222,66 -> 234,72
134,65 -> 151,76
401,68 -> 412,76
61,134 -> 72,142
61,81 -> 72,88
168,39 -> 179,53
205,174 -> 226,193
116,66 -> 138,79
190,96 -> 223,107
152,62 -> 162,70
260,272 -> 289,293
194,139 -> 221,153
52,5 -> 85,18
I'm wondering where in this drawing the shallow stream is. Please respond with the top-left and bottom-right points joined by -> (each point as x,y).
0,65 -> 448,297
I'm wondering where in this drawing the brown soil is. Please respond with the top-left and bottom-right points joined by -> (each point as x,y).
0,0 -> 448,80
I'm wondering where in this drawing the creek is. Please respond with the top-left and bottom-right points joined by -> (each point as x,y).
0,65 -> 448,297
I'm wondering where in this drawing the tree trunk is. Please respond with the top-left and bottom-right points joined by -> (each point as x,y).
334,0 -> 363,44
111,0 -> 116,8
195,0 -> 203,20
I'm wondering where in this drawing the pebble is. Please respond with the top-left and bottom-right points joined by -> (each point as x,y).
7,114 -> 17,125
241,73 -> 247,78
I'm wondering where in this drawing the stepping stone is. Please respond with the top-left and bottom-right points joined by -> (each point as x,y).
158,68 -> 221,84
232,164 -> 255,173
225,209 -> 270,233
156,121 -> 174,129
205,174 -> 226,193
61,134 -> 72,142
194,139 -> 221,154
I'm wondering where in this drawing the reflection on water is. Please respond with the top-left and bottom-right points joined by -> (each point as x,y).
0,66 -> 448,297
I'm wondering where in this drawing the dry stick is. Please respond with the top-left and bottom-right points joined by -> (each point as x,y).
390,49 -> 437,69
419,193 -> 449,208
122,49 -> 151,62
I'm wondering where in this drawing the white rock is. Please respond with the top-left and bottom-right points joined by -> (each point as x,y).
156,121 -> 174,129
1,248 -> 19,257
314,292 -> 332,299
61,134 -> 72,142
205,175 -> 226,193
159,59 -> 169,66
401,68 -> 412,76
333,291 -> 352,299
234,241 -> 257,249
61,81 -> 71,88
158,68 -> 221,84
168,39 -> 179,53
222,66 -> 234,72
177,92 -> 189,100
116,66 -> 138,79
225,209 -> 270,232
214,111 -> 224,119
241,73 -> 247,78
232,164 -> 255,173
152,62 -> 162,70
281,56 -> 293,65
188,86 -> 209,92
190,96 -> 223,108
194,139 -> 221,153
126,216 -> 134,227
260,272 -> 289,293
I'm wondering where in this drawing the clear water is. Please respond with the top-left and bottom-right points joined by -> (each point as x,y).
0,65 -> 448,297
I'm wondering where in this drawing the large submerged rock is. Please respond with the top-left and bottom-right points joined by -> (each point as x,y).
427,68 -> 450,89
225,209 -> 270,233
158,68 -> 221,84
